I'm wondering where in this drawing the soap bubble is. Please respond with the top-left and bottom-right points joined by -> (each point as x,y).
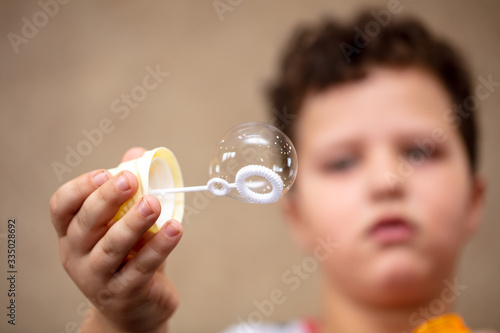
208,122 -> 297,203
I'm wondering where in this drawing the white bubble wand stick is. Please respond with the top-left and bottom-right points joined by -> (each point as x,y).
150,164 -> 284,204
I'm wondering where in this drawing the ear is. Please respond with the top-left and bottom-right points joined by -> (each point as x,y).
465,175 -> 486,238
281,192 -> 315,252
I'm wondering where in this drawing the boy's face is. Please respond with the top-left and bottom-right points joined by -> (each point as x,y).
286,67 -> 484,305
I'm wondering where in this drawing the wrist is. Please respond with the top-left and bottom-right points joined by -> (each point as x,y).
80,307 -> 168,333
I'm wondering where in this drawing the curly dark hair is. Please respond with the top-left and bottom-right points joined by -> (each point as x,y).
267,10 -> 478,173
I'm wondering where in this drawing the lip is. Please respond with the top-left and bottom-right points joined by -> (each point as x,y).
368,215 -> 416,245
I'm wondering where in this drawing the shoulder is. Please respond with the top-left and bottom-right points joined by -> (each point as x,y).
221,320 -> 310,333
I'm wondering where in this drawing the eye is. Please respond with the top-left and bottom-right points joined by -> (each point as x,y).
404,147 -> 427,159
325,156 -> 358,172
403,145 -> 440,162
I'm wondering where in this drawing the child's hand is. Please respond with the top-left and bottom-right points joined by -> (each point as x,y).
50,148 -> 183,333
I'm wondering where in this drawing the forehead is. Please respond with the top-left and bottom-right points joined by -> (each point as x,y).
296,67 -> 455,148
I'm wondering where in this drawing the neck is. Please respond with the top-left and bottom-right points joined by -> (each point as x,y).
317,277 -> 455,333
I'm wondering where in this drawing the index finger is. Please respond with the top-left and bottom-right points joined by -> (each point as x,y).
49,169 -> 111,237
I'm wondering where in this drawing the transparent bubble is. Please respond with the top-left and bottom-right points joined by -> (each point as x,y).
209,122 -> 298,203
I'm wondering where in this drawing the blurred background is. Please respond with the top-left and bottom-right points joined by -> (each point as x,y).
0,1 -> 499,332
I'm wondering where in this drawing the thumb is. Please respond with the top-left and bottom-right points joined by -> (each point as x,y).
121,147 -> 147,162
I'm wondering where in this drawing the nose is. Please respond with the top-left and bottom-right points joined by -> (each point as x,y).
366,147 -> 405,202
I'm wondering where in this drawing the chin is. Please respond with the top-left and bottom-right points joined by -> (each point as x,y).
359,249 -> 441,307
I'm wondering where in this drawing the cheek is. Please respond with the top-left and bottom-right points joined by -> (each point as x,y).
410,162 -> 471,247
296,166 -> 365,243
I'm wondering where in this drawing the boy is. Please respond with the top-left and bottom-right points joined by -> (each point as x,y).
50,11 -> 492,333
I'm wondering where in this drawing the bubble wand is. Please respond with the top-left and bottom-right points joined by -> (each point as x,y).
108,122 -> 298,232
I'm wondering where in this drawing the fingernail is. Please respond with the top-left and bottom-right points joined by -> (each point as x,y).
115,173 -> 131,191
138,198 -> 153,217
163,221 -> 181,237
93,170 -> 109,186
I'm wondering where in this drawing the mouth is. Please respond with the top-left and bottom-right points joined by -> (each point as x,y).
368,215 -> 416,245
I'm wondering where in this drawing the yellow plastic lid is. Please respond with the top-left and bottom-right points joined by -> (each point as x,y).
108,147 -> 184,233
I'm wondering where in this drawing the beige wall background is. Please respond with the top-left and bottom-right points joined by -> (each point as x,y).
0,1 -> 499,332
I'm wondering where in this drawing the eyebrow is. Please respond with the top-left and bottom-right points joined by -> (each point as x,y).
309,139 -> 362,160
308,126 -> 449,157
